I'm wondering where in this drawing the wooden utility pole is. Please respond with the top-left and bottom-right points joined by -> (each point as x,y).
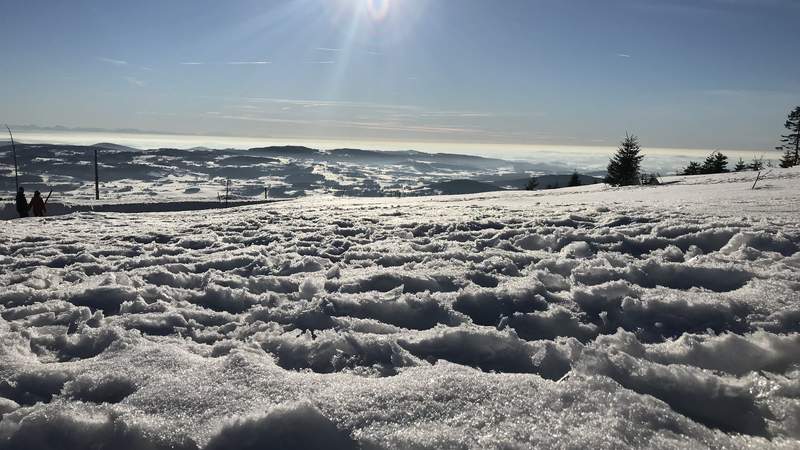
94,148 -> 100,200
5,125 -> 19,191
225,178 -> 230,205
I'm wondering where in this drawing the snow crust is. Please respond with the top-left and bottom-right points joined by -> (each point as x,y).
1,168 -> 799,449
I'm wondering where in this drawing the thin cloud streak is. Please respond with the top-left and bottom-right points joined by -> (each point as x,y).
317,46 -> 381,56
180,61 -> 271,65
207,96 -> 505,120
124,76 -> 146,87
99,57 -> 128,66
236,97 -> 418,111
207,112 -> 485,135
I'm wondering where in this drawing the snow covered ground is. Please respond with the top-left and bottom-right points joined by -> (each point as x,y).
1,168 -> 799,449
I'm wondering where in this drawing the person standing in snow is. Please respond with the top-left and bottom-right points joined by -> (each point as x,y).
30,190 -> 46,217
15,187 -> 29,218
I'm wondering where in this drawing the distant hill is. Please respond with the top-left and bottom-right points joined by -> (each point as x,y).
2,141 -> 604,201
249,146 -> 321,158
488,174 -> 604,190
93,143 -> 141,152
418,179 -> 506,195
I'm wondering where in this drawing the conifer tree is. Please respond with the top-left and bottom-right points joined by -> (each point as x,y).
701,151 -> 729,174
568,171 -> 582,187
682,161 -> 702,176
780,150 -> 797,168
525,177 -> 539,190
605,133 -> 644,186
734,158 -> 747,172
777,106 -> 800,168
749,157 -> 764,171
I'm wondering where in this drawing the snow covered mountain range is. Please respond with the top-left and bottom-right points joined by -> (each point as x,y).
0,142 -> 602,205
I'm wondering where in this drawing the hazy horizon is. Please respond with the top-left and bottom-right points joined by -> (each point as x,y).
6,128 -> 783,175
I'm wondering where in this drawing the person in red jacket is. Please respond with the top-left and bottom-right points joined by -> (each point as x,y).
30,190 -> 46,217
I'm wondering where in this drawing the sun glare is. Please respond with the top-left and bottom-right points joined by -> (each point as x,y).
366,0 -> 391,21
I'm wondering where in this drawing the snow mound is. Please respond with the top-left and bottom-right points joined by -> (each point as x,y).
1,167 -> 800,448
205,402 -> 356,450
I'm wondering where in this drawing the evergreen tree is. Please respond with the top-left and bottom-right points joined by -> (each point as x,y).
567,171 -> 582,187
525,177 -> 539,190
682,161 -> 702,176
776,106 -> 800,168
734,158 -> 747,172
701,151 -> 729,174
640,173 -> 660,185
605,133 -> 644,186
780,149 -> 798,168
749,157 -> 764,171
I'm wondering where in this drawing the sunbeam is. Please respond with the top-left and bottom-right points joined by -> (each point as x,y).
366,0 -> 391,21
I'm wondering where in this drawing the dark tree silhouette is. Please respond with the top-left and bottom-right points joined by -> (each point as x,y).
568,171 -> 582,187
682,151 -> 729,176
777,106 -> 800,168
682,161 -> 702,175
605,134 -> 644,186
749,157 -> 765,171
640,173 -> 660,185
525,177 -> 539,190
734,158 -> 747,172
702,151 -> 729,174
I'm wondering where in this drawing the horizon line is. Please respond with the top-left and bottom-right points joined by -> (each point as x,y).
2,126 -> 780,158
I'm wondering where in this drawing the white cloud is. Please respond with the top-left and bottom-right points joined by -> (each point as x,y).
181,61 -> 271,66
235,97 -> 417,111
209,112 -> 484,135
99,57 -> 128,66
316,47 -> 381,56
225,61 -> 271,65
124,76 -> 146,87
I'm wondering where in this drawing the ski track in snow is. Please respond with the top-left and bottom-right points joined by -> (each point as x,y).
1,169 -> 799,449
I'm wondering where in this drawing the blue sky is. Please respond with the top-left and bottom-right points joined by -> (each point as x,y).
1,0 -> 798,152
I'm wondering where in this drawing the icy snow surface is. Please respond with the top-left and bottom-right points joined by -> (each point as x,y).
1,169 -> 799,449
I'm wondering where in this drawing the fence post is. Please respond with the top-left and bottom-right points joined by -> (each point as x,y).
225,179 -> 230,205
5,126 -> 19,192
94,148 -> 100,200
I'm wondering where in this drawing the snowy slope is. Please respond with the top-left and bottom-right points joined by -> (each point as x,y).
0,168 -> 799,449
